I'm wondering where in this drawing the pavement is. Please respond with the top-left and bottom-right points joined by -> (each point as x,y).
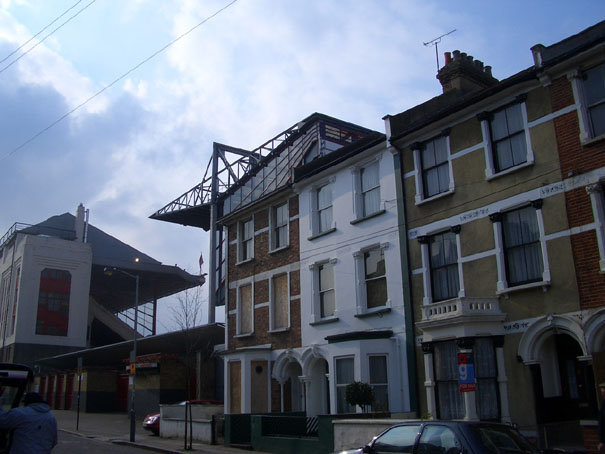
54,410 -> 263,453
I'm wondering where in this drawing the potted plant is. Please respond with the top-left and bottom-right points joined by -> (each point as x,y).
345,381 -> 374,413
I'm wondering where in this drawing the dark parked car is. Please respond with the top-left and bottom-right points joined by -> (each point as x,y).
142,399 -> 223,435
334,420 -> 543,454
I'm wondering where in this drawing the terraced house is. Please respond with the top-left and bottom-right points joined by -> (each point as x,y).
292,130 -> 417,417
384,20 -> 605,449
153,113 -> 382,418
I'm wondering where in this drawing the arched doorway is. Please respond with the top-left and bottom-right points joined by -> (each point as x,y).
306,357 -> 330,416
532,333 -> 596,423
284,361 -> 303,412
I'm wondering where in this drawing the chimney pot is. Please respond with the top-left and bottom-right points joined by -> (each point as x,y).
75,204 -> 85,242
436,50 -> 499,95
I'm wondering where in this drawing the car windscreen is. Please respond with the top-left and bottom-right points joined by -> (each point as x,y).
468,424 -> 539,454
0,386 -> 22,412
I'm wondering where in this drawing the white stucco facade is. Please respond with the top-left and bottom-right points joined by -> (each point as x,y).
0,232 -> 92,360
293,140 -> 413,415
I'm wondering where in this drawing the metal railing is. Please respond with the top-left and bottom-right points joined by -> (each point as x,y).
0,222 -> 76,251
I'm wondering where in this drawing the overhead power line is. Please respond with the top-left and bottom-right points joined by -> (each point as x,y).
0,0 -> 83,65
0,0 -> 97,75
1,0 -> 239,162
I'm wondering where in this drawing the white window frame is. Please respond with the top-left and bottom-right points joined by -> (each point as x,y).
587,183 -> 605,272
269,272 -> 290,332
412,132 -> 455,205
238,217 -> 254,263
480,95 -> 535,180
368,354 -> 389,412
491,200 -> 551,294
309,258 -> 338,324
270,201 -> 289,252
418,226 -> 464,305
352,156 -> 384,223
236,281 -> 254,336
335,356 -> 356,414
569,64 -> 605,144
309,178 -> 336,239
353,243 -> 390,315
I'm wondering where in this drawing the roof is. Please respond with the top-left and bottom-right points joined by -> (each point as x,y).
35,323 -> 224,371
293,132 -> 386,182
19,213 -> 202,313
151,112 -> 377,229
387,20 -> 605,142
532,20 -> 605,67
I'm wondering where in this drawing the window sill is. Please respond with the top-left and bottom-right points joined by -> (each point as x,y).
486,160 -> 533,181
236,258 -> 254,266
234,332 -> 254,338
310,317 -> 339,326
350,210 -> 386,225
496,280 -> 551,296
268,327 -> 290,334
580,133 -> 605,147
269,245 -> 289,254
308,227 -> 336,241
415,189 -> 454,206
354,307 -> 391,318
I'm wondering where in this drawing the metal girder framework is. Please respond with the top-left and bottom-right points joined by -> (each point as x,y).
151,123 -> 303,223
117,301 -> 156,337
151,113 -> 376,322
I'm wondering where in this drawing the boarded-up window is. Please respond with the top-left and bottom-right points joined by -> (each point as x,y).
36,268 -> 71,336
272,274 -> 288,330
229,361 -> 241,414
251,360 -> 268,413
239,284 -> 252,334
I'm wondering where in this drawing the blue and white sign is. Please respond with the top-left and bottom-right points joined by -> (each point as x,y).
457,352 -> 476,393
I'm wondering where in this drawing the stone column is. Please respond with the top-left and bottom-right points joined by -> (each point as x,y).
422,343 -> 436,419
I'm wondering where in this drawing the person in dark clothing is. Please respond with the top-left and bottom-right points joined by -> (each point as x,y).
0,392 -> 57,454
599,383 -> 605,451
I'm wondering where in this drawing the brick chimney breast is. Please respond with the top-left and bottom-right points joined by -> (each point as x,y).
436,50 -> 499,94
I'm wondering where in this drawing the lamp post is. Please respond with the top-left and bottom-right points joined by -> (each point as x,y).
104,267 -> 139,442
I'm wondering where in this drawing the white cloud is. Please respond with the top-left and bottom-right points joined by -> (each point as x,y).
1,0 -> 602,332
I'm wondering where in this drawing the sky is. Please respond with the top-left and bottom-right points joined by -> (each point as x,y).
0,0 -> 602,333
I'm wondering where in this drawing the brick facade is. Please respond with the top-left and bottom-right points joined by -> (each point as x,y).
551,76 -> 605,311
549,60 -> 605,453
226,193 -> 302,351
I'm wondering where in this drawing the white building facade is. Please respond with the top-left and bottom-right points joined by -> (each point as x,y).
0,219 -> 92,365
294,133 -> 415,416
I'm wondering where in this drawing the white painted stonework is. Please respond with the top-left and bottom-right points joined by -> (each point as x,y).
293,140 -> 412,415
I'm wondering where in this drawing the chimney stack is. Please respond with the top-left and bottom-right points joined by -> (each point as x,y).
75,203 -> 85,242
436,50 -> 499,94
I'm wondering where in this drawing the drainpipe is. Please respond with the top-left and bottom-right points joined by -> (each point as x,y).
390,141 -> 419,416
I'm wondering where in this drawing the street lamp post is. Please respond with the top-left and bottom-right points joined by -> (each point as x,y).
104,267 -> 139,442
130,273 -> 139,442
